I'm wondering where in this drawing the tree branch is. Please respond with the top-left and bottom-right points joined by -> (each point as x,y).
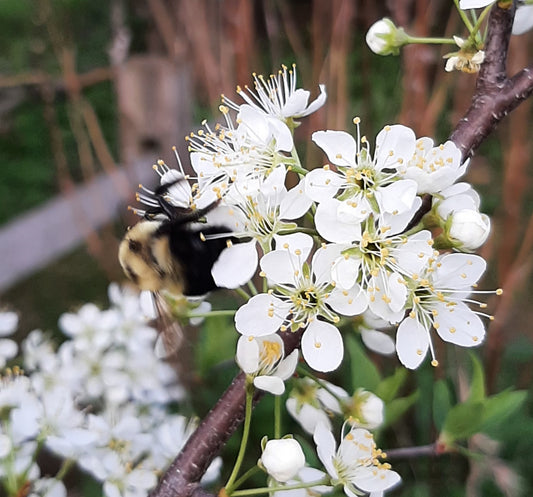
450,1 -> 533,157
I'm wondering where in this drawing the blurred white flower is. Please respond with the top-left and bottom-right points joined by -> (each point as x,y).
344,389 -> 385,430
286,378 -> 344,435
28,478 -> 67,497
0,311 -> 19,368
273,467 -> 330,497
513,5 -> 533,35
261,438 -> 306,483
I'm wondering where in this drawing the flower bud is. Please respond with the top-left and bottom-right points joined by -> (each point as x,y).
365,18 -> 408,56
448,209 -> 491,251
261,438 -> 306,482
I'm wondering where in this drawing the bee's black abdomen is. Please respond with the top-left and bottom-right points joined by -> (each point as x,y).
161,223 -> 234,296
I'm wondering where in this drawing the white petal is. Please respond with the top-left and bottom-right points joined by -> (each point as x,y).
0,339 -> 17,360
254,375 -> 286,395
269,117 -> 294,152
304,169 -> 344,202
235,294 -> 290,336
396,317 -> 429,369
315,200 -> 361,243
392,230 -> 433,276
433,253 -> 486,289
313,422 -> 338,479
327,285 -> 368,316
0,312 -> 18,336
212,240 -> 258,288
433,302 -> 486,347
312,243 -> 352,286
282,88 -> 311,117
459,0 -> 494,8
239,104 -> 272,144
302,84 -> 327,116
301,321 -> 344,372
355,466 -> 402,493
236,336 -> 260,374
275,349 -> 299,380
273,232 -> 314,260
312,130 -> 357,167
361,329 -> 396,356
261,250 -> 300,285
375,179 -> 418,215
513,5 -> 533,35
280,180 -> 313,219
0,434 -> 11,458
331,256 -> 360,289
375,124 -> 416,170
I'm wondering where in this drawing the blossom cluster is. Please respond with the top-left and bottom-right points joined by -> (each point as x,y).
141,65 -> 494,374
0,286 -> 220,497
128,64 -> 498,497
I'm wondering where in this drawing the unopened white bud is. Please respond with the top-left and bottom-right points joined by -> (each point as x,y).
365,18 -> 408,56
261,438 -> 306,482
448,209 -> 491,251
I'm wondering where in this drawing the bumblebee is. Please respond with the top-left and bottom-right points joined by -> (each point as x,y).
119,178 -> 232,297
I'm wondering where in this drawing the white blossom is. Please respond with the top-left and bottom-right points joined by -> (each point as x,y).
398,138 -> 467,194
209,165 -> 312,289
235,233 -> 363,372
314,422 -> 401,497
222,64 -> 326,123
236,334 -> 298,395
286,378 -> 345,435
306,122 -> 418,233
0,311 -> 19,368
396,253 -> 491,369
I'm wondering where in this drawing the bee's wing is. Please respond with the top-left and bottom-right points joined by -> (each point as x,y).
152,292 -> 184,359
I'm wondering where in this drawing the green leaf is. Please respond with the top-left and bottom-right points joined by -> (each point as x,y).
441,401 -> 485,442
196,315 -> 237,376
384,391 -> 419,427
346,335 -> 381,391
433,379 -> 452,431
468,352 -> 485,403
376,368 -> 407,403
480,390 -> 527,432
